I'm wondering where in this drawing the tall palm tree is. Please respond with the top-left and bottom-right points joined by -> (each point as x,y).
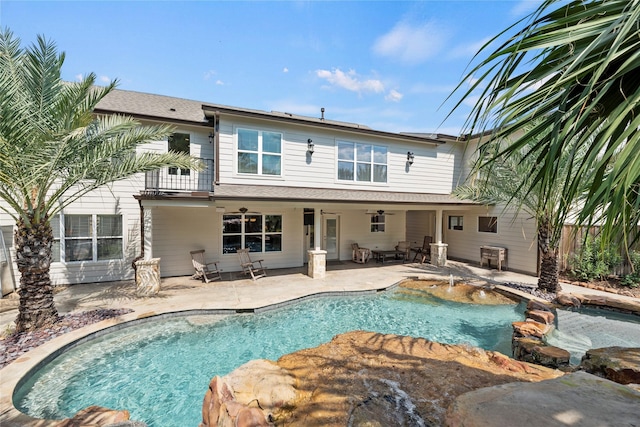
0,29 -> 198,332
455,124 -> 588,292
447,0 -> 640,260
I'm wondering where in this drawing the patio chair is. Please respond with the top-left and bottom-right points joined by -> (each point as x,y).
351,243 -> 371,264
395,241 -> 411,262
412,236 -> 433,263
190,250 -> 222,283
237,248 -> 267,280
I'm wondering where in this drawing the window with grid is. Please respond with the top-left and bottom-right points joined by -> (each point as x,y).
53,214 -> 123,262
337,141 -> 387,183
370,214 -> 385,232
222,214 -> 282,253
237,128 -> 282,176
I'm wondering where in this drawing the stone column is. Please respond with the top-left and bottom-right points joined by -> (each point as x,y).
307,249 -> 327,279
135,257 -> 161,296
430,243 -> 448,267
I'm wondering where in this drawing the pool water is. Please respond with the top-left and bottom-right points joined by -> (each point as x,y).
15,287 -> 524,427
547,306 -> 640,364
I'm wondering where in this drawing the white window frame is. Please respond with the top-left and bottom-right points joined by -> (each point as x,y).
337,140 -> 388,183
370,214 -> 386,232
236,128 -> 282,176
51,214 -> 124,263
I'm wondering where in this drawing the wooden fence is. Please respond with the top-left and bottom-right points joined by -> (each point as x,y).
558,225 -> 639,276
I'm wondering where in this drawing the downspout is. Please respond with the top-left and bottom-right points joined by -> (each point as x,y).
132,199 -> 145,284
214,111 -> 220,185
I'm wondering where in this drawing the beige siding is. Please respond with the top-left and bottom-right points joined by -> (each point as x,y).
444,205 -> 538,274
150,205 -> 304,277
338,210 -> 406,260
406,211 -> 436,249
217,117 -> 466,194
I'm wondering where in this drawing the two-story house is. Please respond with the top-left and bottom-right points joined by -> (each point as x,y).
0,88 -> 539,292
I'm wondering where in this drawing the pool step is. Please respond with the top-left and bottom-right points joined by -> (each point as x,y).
546,309 -> 640,363
392,288 -> 440,306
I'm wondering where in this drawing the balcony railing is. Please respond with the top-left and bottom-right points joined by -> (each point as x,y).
144,158 -> 214,194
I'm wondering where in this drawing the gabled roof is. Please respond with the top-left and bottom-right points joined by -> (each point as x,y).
202,104 -> 448,145
94,88 -> 458,144
94,89 -> 210,125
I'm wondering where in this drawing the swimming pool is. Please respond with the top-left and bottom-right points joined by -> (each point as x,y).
14,285 -> 524,427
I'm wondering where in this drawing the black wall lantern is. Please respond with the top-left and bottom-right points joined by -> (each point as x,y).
307,138 -> 315,155
407,151 -> 415,165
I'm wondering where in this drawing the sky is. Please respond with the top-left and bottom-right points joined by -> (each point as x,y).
1,0 -> 541,135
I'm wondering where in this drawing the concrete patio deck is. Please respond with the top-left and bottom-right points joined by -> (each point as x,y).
1,260 -> 638,426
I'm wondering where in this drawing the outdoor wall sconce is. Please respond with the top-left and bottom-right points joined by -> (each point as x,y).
307,138 -> 315,155
239,207 -> 248,214
407,151 -> 415,165
208,132 -> 214,144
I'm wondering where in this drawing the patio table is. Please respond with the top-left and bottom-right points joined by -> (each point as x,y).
371,249 -> 406,263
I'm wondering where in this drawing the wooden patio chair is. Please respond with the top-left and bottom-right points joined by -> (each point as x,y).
351,243 -> 371,264
395,241 -> 411,262
412,236 -> 433,263
190,250 -> 222,283
237,248 -> 267,280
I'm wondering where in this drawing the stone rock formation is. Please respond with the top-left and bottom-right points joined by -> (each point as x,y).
201,331 -> 562,426
55,405 -> 135,427
445,371 -> 640,427
580,347 -> 640,387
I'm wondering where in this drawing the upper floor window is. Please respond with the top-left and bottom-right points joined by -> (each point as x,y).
448,215 -> 464,231
51,214 -> 123,262
222,214 -> 282,253
168,133 -> 190,176
237,128 -> 282,176
337,141 -> 387,183
478,216 -> 498,233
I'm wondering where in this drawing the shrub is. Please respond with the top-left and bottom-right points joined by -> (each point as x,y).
620,251 -> 640,288
569,236 -> 621,282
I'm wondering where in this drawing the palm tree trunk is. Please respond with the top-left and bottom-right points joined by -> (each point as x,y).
14,215 -> 59,332
537,218 -> 560,293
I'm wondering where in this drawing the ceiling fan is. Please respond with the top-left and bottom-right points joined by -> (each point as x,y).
228,207 -> 261,214
366,210 -> 395,216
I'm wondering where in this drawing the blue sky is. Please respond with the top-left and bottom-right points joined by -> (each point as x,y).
1,1 -> 541,135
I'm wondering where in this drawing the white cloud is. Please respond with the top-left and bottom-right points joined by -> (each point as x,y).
99,75 -> 110,83
215,80 -> 224,86
385,89 -> 403,102
510,0 -> 541,18
316,68 -> 385,94
372,20 -> 449,64
204,70 -> 216,80
448,37 -> 492,60
75,74 -> 83,81
283,67 -> 289,73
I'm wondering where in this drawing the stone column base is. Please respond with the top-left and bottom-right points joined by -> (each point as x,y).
307,250 -> 327,279
135,258 -> 161,296
430,243 -> 448,267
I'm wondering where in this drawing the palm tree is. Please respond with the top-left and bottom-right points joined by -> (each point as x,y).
0,29 -> 198,332
455,124 -> 588,292
447,0 -> 640,260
